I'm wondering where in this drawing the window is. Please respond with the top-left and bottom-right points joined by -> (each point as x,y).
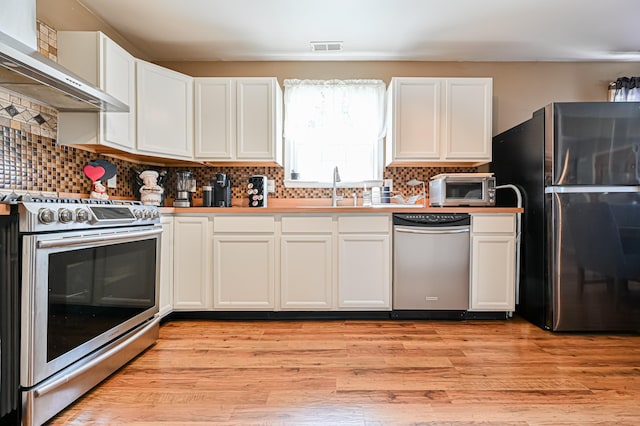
283,79 -> 386,187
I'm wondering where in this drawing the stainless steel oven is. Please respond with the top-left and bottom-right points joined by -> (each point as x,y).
1,194 -> 162,426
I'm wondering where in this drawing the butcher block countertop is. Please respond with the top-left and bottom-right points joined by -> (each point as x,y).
0,198 -> 522,216
160,198 -> 523,214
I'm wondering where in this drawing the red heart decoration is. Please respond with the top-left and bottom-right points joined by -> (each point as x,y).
83,165 -> 105,182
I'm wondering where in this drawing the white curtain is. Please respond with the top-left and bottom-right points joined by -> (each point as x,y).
283,79 -> 386,182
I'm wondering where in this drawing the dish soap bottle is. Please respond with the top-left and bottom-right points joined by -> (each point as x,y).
362,184 -> 372,207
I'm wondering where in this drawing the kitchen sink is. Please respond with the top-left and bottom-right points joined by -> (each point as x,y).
295,204 -> 422,209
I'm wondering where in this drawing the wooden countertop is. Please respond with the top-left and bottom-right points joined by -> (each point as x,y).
160,198 -> 523,214
1,198 -> 522,216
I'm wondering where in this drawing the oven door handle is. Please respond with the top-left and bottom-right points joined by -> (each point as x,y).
37,228 -> 162,249
394,225 -> 470,235
34,316 -> 160,398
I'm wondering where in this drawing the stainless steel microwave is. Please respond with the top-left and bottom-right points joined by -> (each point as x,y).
429,173 -> 496,207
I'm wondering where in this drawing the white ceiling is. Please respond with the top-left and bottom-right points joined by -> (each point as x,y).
77,0 -> 640,62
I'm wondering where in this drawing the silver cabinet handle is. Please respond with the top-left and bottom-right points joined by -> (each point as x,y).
545,185 -> 640,194
394,225 -> 470,235
37,228 -> 162,249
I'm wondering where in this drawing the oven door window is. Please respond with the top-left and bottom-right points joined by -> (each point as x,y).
47,239 -> 156,362
445,182 -> 483,200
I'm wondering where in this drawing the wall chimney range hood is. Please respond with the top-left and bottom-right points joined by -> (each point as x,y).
0,30 -> 129,112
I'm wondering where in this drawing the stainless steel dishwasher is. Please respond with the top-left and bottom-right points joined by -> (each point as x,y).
392,213 -> 470,315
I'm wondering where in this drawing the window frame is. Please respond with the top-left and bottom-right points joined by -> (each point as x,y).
282,79 -> 387,189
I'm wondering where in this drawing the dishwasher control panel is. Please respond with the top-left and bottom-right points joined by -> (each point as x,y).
392,213 -> 470,227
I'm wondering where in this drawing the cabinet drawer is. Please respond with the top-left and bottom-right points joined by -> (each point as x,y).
471,214 -> 516,234
338,215 -> 390,233
213,216 -> 275,233
281,216 -> 333,233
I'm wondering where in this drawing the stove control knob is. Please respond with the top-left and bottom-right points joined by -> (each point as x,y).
38,208 -> 55,224
151,210 -> 159,219
134,209 -> 144,219
143,210 -> 152,219
58,208 -> 73,223
76,208 -> 89,223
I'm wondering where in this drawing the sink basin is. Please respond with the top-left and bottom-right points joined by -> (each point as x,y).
295,204 -> 422,209
295,205 -> 362,209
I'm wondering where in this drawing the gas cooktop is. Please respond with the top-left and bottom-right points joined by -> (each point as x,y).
0,190 -> 159,232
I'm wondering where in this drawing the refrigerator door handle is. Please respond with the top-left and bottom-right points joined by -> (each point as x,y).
545,186 -> 640,194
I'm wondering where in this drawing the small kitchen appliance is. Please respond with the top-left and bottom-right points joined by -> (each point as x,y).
212,173 -> 232,207
174,171 -> 193,207
429,173 -> 496,207
248,175 -> 268,207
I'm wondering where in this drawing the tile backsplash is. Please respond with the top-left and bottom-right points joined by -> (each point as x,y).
0,21 -> 477,203
0,125 -> 138,198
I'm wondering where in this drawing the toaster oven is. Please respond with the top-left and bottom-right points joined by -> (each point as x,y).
429,173 -> 496,207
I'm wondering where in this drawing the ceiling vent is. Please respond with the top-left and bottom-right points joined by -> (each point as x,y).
310,41 -> 343,52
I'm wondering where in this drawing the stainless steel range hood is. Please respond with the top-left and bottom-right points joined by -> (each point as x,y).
0,30 -> 129,112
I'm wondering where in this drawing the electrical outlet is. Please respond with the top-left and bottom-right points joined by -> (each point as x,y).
267,179 -> 275,193
107,175 -> 117,189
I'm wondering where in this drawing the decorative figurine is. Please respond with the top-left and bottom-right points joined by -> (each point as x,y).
90,181 -> 109,200
83,159 -> 117,201
139,170 -> 164,206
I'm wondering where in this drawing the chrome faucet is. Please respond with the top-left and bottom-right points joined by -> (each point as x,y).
332,166 -> 343,207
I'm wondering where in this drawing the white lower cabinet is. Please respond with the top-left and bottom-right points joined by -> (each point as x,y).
168,212 -> 517,315
173,216 -> 211,310
212,216 -> 275,310
159,215 -> 174,317
337,216 -> 392,310
469,214 -> 517,311
280,216 -> 334,310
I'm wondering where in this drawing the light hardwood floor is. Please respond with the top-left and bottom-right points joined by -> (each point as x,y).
50,317 -> 640,425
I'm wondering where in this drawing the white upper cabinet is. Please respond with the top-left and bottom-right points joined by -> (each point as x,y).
386,77 -> 492,166
386,78 -> 441,161
443,79 -> 493,161
57,31 -> 136,151
194,78 -> 234,159
136,60 -> 194,159
194,77 -> 283,164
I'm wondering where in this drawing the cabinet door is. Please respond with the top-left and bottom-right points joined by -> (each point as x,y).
280,235 -> 333,310
236,78 -> 279,161
389,78 -> 441,161
137,60 -> 193,158
159,216 -> 174,317
194,78 -> 234,159
56,31 -> 136,152
338,234 -> 391,310
213,235 -> 275,309
173,217 -> 211,310
470,235 -> 516,311
443,78 -> 492,161
101,35 -> 136,151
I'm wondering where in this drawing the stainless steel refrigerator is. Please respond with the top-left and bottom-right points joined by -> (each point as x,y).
492,102 -> 640,331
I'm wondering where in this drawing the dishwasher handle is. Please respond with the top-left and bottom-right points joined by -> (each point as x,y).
394,225 -> 470,235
